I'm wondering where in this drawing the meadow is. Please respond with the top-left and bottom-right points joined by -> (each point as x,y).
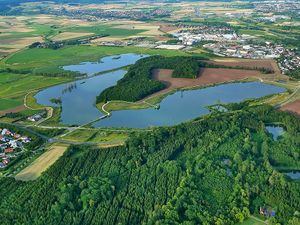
0,72 -> 70,111
61,129 -> 129,144
2,45 -> 195,72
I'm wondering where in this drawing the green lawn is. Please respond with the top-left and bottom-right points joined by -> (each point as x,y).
239,217 -> 266,225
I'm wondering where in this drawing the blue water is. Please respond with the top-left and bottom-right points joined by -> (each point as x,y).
266,126 -> 284,140
35,70 -> 126,125
286,171 -> 300,180
93,82 -> 286,128
63,53 -> 147,76
35,53 -> 286,128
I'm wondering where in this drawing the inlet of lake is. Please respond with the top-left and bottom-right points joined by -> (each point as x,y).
35,53 -> 287,128
63,53 -> 147,76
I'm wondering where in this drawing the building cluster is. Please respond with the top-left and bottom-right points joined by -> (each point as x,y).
203,42 -> 300,74
175,24 -> 233,33
27,112 -> 46,122
277,49 -> 300,74
171,25 -> 253,46
203,42 -> 283,59
174,32 -> 247,46
254,0 -> 300,13
44,7 -> 171,21
0,128 -> 31,168
255,15 -> 291,23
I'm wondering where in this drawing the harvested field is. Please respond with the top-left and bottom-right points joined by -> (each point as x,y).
0,36 -> 43,49
114,24 -> 163,36
158,24 -> 179,33
150,68 -> 266,97
0,105 -> 26,116
281,100 -> 300,116
15,144 -> 69,181
91,36 -> 127,42
52,32 -> 94,41
210,59 -> 279,72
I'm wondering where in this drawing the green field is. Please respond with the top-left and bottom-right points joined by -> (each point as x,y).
0,98 -> 22,110
239,217 -> 266,225
61,129 -> 129,144
2,45 -> 197,71
0,73 -> 70,111
64,24 -> 147,37
0,73 -> 70,98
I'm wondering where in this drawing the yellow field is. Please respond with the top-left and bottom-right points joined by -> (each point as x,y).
114,24 -> 163,36
52,32 -> 94,41
0,36 -> 43,50
15,144 -> 69,181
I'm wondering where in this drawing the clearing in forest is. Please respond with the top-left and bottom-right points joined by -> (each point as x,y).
15,144 -> 69,181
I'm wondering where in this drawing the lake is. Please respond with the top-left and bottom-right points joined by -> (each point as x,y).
93,82 -> 285,128
35,54 -> 286,128
266,126 -> 284,140
35,70 -> 126,125
63,53 -> 147,76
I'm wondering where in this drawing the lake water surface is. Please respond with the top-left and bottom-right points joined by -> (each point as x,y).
35,70 -> 126,125
35,54 -> 286,128
63,53 -> 147,76
93,82 -> 285,128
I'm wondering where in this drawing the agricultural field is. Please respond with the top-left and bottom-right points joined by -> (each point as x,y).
0,72 -> 70,112
15,143 -> 69,181
61,129 -> 129,145
281,99 -> 300,117
1,45 -> 193,73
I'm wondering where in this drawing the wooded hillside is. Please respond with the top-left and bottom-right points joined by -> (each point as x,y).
0,104 -> 299,225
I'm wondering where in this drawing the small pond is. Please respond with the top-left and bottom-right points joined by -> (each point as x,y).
285,171 -> 300,180
63,53 -> 147,76
266,126 -> 285,140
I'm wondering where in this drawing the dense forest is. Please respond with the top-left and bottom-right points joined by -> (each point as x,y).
97,56 -> 203,103
287,68 -> 300,80
1,104 -> 299,225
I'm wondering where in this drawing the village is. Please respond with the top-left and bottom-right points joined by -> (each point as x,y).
254,0 -> 300,14
0,127 -> 31,169
203,43 -> 300,75
42,6 -> 171,21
